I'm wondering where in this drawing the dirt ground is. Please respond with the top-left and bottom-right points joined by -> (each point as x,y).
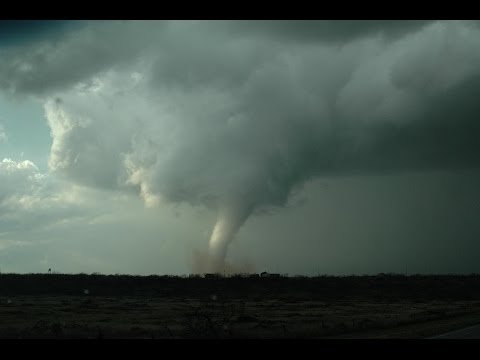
1,295 -> 480,338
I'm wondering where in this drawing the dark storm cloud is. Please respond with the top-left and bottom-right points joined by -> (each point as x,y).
5,20 -> 480,195
3,20 -> 480,267
304,74 -> 480,178
216,20 -> 434,43
0,20 -> 79,47
0,20 -> 434,96
350,75 -> 480,173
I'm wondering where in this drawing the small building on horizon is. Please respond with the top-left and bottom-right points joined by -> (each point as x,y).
260,272 -> 281,278
204,273 -> 221,279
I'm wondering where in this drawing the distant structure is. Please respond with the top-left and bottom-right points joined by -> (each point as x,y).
48,268 -> 51,274
204,273 -> 221,279
201,272 -> 282,279
260,272 -> 281,278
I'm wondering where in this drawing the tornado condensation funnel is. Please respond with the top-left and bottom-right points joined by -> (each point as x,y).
207,199 -> 253,272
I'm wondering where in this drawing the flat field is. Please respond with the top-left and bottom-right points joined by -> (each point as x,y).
1,274 -> 479,338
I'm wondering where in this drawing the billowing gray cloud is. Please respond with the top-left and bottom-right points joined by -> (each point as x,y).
2,20 -> 480,270
0,21 -> 165,95
0,158 -> 44,203
0,20 -> 438,96
0,158 -> 92,236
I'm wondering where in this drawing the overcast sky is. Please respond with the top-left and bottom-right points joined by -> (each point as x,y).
1,20 -> 480,275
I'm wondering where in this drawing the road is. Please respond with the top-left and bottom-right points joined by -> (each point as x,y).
429,324 -> 480,339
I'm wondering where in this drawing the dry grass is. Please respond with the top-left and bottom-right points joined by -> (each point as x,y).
1,274 -> 480,338
1,295 -> 480,338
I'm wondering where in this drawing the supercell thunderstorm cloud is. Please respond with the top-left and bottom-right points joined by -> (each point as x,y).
2,20 -> 480,273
